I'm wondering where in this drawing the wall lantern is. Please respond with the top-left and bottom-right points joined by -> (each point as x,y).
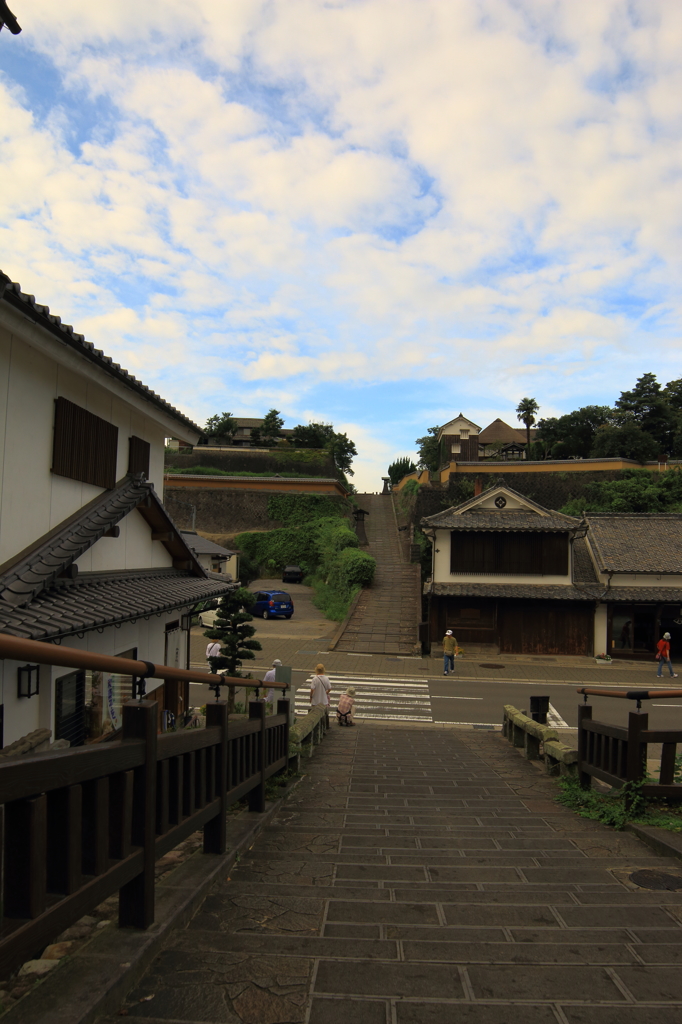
180,613 -> 192,631
17,664 -> 40,699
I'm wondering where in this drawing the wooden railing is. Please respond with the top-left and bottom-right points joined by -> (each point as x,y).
577,688 -> 682,800
0,634 -> 294,979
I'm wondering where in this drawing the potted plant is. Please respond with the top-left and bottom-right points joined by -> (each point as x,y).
595,653 -> 612,664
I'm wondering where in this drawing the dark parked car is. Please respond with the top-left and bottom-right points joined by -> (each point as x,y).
282,565 -> 304,583
251,589 -> 294,619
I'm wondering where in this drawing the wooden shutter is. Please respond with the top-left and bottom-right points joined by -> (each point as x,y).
128,435 -> 151,478
452,530 -> 568,574
52,397 -> 118,489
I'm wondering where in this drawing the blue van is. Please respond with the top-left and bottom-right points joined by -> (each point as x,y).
251,589 -> 294,619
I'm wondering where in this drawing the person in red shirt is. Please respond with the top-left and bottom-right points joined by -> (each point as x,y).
656,632 -> 678,678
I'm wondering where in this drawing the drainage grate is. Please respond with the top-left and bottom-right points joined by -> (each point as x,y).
479,664 -> 505,669
629,870 -> 682,891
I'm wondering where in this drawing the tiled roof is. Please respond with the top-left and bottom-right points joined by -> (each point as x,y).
586,515 -> 682,574
0,568 -> 234,641
0,476 -> 206,611
572,538 -> 599,584
0,476 -> 153,608
427,582 -> 596,601
181,532 -> 234,557
0,272 -> 201,437
422,510 -> 579,531
477,419 -> 537,445
604,587 -> 682,602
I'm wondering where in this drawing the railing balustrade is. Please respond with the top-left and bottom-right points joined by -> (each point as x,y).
0,636 -> 293,979
577,687 -> 682,801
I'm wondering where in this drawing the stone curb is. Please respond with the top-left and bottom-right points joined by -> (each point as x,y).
1,778 -> 304,1024
626,822 -> 682,864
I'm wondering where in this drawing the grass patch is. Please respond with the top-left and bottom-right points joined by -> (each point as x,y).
311,580 -> 361,622
557,774 -> 682,832
166,466 -> 312,477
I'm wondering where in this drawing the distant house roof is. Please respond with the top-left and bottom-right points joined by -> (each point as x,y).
0,272 -> 201,438
478,418 -> 538,445
421,485 -> 581,532
180,532 -> 235,558
586,515 -> 682,574
437,414 -> 481,440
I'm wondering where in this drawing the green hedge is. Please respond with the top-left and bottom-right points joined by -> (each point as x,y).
267,493 -> 349,527
235,514 -> 376,621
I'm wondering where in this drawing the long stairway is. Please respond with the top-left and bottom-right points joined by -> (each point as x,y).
109,722 -> 682,1022
335,493 -> 421,655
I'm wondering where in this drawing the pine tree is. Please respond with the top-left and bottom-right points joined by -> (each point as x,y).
204,587 -> 262,711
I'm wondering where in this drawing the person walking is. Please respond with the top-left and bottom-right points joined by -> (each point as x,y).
336,687 -> 357,726
442,630 -> 457,675
262,658 -> 282,704
656,632 -> 678,678
309,663 -> 332,707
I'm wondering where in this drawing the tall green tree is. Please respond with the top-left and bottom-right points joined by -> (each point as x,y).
536,405 -> 612,459
204,412 -> 238,444
614,373 -> 676,452
591,421 -> 660,462
415,426 -> 441,471
387,456 -> 417,485
204,587 -> 262,710
291,421 -> 357,476
252,408 -> 284,447
516,397 -> 540,448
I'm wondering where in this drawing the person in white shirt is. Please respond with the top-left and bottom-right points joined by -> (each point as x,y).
262,659 -> 282,704
206,641 -> 221,662
309,663 -> 332,707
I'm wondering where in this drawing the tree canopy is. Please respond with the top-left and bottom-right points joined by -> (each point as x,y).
387,456 -> 417,485
251,408 -> 284,446
415,426 -> 441,472
291,421 -> 357,476
516,397 -> 540,448
204,411 -> 238,443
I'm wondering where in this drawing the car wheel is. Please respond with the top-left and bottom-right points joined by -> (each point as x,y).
263,610 -> 270,619
285,614 -> 292,619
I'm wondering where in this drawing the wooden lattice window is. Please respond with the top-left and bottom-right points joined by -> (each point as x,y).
128,435 -> 151,478
52,397 -> 118,489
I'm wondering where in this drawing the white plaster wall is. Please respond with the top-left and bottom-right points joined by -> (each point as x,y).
433,530 -> 572,585
0,307 -> 183,565
594,604 -> 608,656
76,509 -> 173,572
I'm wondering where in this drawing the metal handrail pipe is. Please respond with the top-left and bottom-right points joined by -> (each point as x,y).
0,633 -> 287,690
577,687 -> 682,701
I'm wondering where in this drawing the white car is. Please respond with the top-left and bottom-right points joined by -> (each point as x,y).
198,609 -> 218,627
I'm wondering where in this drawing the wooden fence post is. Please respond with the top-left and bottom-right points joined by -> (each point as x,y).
577,704 -> 592,790
278,698 -> 290,767
626,710 -> 648,795
119,700 -> 157,929
204,702 -> 228,854
248,701 -> 266,813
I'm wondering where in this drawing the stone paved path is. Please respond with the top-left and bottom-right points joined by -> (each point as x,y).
108,723 -> 682,1023
335,494 -> 421,655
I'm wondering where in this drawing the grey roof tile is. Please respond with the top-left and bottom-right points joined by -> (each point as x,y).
423,510 -> 579,531
573,538 -> 599,584
0,568 -> 234,641
427,582 -> 597,601
586,515 -> 682,574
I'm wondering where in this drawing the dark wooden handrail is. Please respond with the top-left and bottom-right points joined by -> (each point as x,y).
578,687 -> 682,700
0,633 -> 288,690
0,695 -> 293,979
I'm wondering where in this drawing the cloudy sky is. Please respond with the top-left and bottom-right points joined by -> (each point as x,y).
2,0 -> 681,489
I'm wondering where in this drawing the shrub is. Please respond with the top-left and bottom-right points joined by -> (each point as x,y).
267,493 -> 349,527
326,547 -> 376,596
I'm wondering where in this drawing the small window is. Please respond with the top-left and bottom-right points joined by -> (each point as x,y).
128,435 -> 150,478
52,397 -> 118,489
451,443 -> 461,454
460,429 -> 469,439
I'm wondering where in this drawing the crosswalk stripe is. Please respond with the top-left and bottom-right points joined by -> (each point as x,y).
294,674 -> 433,723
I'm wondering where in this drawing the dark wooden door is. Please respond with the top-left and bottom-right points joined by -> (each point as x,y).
499,602 -> 593,656
55,670 -> 86,747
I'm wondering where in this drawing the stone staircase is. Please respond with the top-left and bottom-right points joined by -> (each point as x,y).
334,493 -> 421,655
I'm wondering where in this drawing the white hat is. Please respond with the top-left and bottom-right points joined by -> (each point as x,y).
445,630 -> 453,635
663,632 -> 671,640
272,659 -> 282,666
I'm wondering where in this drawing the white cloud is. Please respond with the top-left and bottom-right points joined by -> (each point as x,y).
1,0 -> 682,490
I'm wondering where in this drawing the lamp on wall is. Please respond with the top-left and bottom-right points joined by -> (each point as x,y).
180,613 -> 192,631
17,664 -> 39,698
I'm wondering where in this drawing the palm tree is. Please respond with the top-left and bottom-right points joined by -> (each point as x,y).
516,397 -> 540,449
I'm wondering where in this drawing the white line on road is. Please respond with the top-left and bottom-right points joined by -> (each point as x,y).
547,702 -> 570,728
652,704 -> 682,707
430,696 -> 484,700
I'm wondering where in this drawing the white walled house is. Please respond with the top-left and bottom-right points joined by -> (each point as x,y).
422,483 -> 682,658
180,531 -> 238,578
0,272 -> 234,747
